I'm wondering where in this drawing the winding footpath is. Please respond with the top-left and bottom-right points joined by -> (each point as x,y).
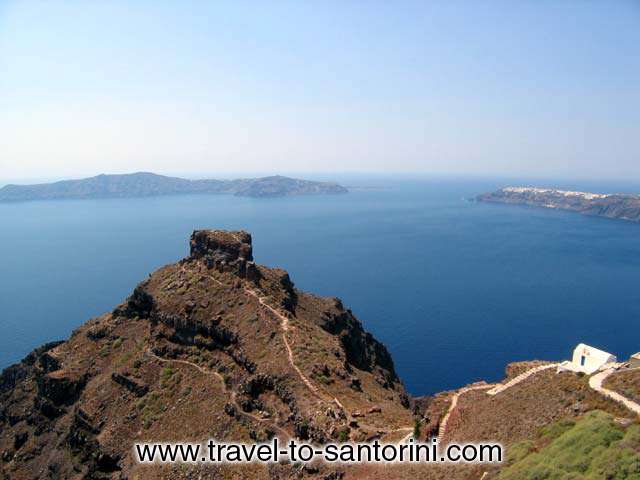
147,350 -> 291,438
246,287 -> 330,403
244,283 -> 414,439
180,265 -> 412,439
186,265 -> 328,404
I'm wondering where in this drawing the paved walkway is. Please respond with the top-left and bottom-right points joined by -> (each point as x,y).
439,363 -> 559,444
437,384 -> 495,443
589,368 -> 640,415
487,363 -> 559,396
440,363 -> 640,446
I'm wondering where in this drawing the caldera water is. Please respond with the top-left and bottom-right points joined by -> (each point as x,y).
2,175 -> 639,395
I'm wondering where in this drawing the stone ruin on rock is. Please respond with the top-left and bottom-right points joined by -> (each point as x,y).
189,229 -> 260,281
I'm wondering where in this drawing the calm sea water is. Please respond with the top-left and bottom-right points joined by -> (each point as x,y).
1,176 -> 640,395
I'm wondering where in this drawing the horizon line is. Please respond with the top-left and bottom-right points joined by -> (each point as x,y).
3,170 -> 640,188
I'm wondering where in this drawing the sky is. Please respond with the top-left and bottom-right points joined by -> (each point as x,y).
1,1 -> 639,181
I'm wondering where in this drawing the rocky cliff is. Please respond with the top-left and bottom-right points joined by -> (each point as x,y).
477,187 -> 640,222
0,230 -> 413,480
2,230 -> 638,480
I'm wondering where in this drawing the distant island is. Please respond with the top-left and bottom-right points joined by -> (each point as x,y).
477,187 -> 640,222
0,172 -> 348,202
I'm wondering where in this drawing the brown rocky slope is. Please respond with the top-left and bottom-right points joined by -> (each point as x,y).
0,230 -> 413,480
1,230 -> 636,480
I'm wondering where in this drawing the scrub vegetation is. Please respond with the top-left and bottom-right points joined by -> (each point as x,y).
498,410 -> 640,479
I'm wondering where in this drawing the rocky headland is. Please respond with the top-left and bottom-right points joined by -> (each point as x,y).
1,230 -> 639,480
0,230 -> 415,480
477,187 -> 640,222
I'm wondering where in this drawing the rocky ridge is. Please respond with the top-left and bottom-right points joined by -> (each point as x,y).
0,230 -> 413,480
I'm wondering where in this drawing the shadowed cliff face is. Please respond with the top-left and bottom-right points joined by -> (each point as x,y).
0,230 -> 414,480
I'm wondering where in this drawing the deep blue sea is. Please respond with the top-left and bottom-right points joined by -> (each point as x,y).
2,175 -> 640,395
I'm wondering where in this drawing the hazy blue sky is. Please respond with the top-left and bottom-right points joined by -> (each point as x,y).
1,1 -> 639,180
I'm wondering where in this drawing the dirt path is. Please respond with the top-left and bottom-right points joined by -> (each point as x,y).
182,265 -> 325,403
197,265 -> 355,412
245,286 -> 415,437
182,264 -> 414,437
147,350 -> 291,438
244,287 -> 330,402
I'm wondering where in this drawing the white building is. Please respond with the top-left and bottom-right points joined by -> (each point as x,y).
564,343 -> 617,374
